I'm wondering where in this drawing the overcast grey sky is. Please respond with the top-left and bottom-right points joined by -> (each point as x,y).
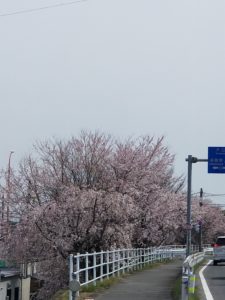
1,0 -> 225,203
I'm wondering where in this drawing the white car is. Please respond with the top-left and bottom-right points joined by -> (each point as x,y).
212,236 -> 225,265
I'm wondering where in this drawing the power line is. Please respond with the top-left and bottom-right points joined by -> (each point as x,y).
191,192 -> 199,196
205,203 -> 225,208
204,193 -> 225,197
192,191 -> 225,197
0,0 -> 88,17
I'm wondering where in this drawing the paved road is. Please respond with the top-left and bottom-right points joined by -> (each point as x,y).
201,261 -> 225,300
94,260 -> 182,300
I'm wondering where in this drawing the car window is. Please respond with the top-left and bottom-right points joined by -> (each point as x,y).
216,238 -> 225,246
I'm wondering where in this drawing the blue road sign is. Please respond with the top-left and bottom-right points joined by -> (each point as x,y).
208,147 -> 225,173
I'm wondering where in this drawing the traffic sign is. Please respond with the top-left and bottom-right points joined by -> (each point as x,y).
69,280 -> 80,292
208,147 -> 225,173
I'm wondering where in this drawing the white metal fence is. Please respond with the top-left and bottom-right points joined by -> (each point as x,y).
68,245 -> 190,299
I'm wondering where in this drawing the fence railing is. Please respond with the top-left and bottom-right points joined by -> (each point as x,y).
68,245 -> 188,300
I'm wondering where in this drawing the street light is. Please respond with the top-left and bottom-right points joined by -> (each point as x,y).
185,156 -> 208,257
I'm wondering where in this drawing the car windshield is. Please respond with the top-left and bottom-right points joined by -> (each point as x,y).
216,238 -> 225,246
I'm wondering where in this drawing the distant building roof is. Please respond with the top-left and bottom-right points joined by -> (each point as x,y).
0,268 -> 20,279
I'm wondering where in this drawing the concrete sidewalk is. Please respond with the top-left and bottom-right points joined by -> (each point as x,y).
94,260 -> 182,300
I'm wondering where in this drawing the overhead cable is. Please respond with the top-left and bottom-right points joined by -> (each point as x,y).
204,193 -> 225,197
0,0 -> 88,17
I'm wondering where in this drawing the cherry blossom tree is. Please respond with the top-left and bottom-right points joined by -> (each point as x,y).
1,131 -> 224,299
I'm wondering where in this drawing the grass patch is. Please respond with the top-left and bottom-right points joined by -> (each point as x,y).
171,277 -> 181,300
80,276 -> 122,293
52,289 -> 68,300
189,288 -> 200,300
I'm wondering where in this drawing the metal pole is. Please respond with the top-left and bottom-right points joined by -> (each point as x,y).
7,151 -> 14,223
186,155 -> 193,257
69,254 -> 73,300
199,221 -> 202,252
199,188 -> 203,252
185,157 -> 208,257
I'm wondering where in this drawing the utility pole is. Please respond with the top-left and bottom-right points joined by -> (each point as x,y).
199,188 -> 203,252
1,194 -> 4,220
6,151 -> 14,223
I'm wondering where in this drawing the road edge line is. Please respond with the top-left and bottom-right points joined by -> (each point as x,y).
199,260 -> 214,300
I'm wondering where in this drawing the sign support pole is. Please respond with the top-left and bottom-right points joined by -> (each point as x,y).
186,155 -> 193,257
185,157 -> 208,258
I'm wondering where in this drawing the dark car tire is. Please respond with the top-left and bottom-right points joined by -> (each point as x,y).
213,260 -> 218,266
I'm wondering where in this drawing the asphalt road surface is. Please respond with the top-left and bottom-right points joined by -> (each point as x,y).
94,260 -> 182,300
202,261 -> 225,300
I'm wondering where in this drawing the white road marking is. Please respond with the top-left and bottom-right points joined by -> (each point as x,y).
199,260 -> 214,300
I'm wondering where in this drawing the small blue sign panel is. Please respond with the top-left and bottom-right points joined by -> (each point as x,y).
208,147 -> 225,173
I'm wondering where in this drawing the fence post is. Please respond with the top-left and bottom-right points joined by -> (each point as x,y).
112,250 -> 115,277
150,247 -> 152,264
76,254 -> 80,298
138,248 -> 141,268
127,249 -> 130,272
117,250 -> 120,276
106,251 -> 109,279
136,249 -> 138,269
134,249 -> 137,270
153,247 -> 156,262
140,248 -> 142,269
85,253 -> 89,284
181,266 -> 189,300
129,249 -> 132,271
135,249 -> 138,270
122,249 -> 126,274
143,248 -> 146,267
131,249 -> 134,270
100,251 -> 104,281
69,254 -> 73,300
93,252 -> 97,286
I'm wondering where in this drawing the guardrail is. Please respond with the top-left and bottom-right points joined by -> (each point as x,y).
181,252 -> 205,300
68,245 -> 187,300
